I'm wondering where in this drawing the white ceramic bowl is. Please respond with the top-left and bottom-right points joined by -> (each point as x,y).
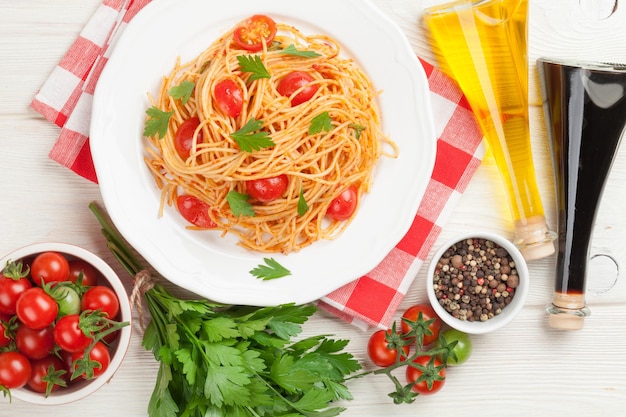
0,242 -> 132,405
426,232 -> 529,335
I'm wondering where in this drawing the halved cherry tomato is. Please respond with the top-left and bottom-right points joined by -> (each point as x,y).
16,287 -> 58,330
68,259 -> 99,286
405,355 -> 446,395
174,117 -> 204,160
31,251 -> 70,286
0,351 -> 31,389
277,71 -> 319,106
326,185 -> 358,221
246,174 -> 289,202
214,79 -> 244,118
400,304 -> 442,347
367,329 -> 410,367
233,15 -> 277,52
176,195 -> 217,229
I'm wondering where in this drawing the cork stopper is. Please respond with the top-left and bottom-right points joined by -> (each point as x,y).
547,293 -> 590,330
514,215 -> 556,261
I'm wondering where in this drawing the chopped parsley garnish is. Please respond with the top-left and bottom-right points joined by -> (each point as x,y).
279,44 -> 322,58
237,55 -> 271,80
143,106 -> 173,139
349,123 -> 367,139
226,190 -> 255,217
230,118 -> 275,152
169,80 -> 195,105
250,258 -> 292,280
308,111 -> 333,135
297,188 -> 309,216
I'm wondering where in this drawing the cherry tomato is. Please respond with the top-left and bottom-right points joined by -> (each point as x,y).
31,251 -> 70,286
277,71 -> 319,106
15,325 -> 55,360
53,314 -> 93,353
71,341 -> 110,379
0,320 -> 11,348
16,287 -> 59,330
27,355 -> 67,394
400,304 -> 442,347
0,351 -> 32,389
367,329 -> 410,367
174,117 -> 204,160
176,194 -> 217,229
52,284 -> 82,317
246,174 -> 289,202
81,286 -> 119,319
68,259 -> 99,286
214,79 -> 244,118
434,328 -> 473,366
0,273 -> 32,315
233,15 -> 277,52
405,355 -> 446,395
326,185 -> 358,221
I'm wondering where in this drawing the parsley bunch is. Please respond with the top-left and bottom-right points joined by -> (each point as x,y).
89,202 -> 361,417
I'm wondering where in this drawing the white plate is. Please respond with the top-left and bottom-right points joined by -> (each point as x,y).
90,0 -> 436,306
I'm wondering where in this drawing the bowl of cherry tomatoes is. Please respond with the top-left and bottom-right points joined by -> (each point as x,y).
0,242 -> 132,405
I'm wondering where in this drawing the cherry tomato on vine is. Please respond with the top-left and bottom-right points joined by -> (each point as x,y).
405,355 -> 446,395
367,329 -> 410,367
277,71 -> 319,106
31,251 -> 70,286
16,287 -> 58,330
53,314 -> 93,353
176,194 -> 218,229
0,351 -> 32,389
246,174 -> 289,202
27,355 -> 67,395
233,15 -> 277,52
15,325 -> 55,360
400,304 -> 442,347
434,328 -> 473,366
68,259 -> 99,286
214,79 -> 244,118
0,270 -> 32,315
81,286 -> 119,319
174,117 -> 204,160
326,185 -> 358,221
71,341 -> 110,379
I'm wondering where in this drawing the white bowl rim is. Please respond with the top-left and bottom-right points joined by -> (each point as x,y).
0,242 -> 132,405
426,231 -> 529,335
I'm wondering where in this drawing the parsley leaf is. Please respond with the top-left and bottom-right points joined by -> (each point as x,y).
250,258 -> 292,280
169,80 -> 195,105
144,106 -> 173,139
226,190 -> 255,217
349,123 -> 366,139
308,111 -> 333,135
297,188 -> 309,216
230,118 -> 275,152
279,44 -> 322,58
237,55 -> 271,81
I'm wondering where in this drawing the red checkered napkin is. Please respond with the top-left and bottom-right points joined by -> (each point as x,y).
30,1 -> 485,329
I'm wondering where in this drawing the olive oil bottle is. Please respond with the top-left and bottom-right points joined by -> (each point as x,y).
424,0 -> 555,260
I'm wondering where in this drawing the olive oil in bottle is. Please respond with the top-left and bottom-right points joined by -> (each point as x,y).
424,0 -> 555,260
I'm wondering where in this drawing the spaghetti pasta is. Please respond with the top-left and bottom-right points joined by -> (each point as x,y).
144,15 -> 397,254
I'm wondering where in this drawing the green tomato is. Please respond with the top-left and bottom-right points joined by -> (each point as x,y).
52,285 -> 81,317
435,328 -> 472,366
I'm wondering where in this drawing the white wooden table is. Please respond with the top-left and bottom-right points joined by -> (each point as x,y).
2,1 -> 626,416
